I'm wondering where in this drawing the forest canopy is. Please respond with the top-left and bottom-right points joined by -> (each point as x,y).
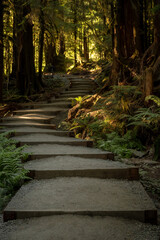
0,0 -> 159,99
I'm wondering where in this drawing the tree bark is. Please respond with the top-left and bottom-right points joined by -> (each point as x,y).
16,1 -> 36,95
45,41 -> 57,67
134,0 -> 144,56
0,0 -> 4,103
73,0 -> 78,66
141,0 -> 160,96
11,4 -> 17,81
110,0 -> 144,85
83,27 -> 89,62
111,3 -> 115,51
59,31 -> 65,56
38,0 -> 45,88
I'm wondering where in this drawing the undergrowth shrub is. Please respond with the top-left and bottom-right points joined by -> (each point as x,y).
0,132 -> 29,210
66,86 -> 154,158
66,85 -> 160,159
97,131 -> 145,158
128,95 -> 160,160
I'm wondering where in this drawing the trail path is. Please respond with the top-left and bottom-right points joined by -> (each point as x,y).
0,74 -> 159,239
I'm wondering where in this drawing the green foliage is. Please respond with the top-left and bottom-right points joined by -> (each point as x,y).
95,85 -> 143,134
128,95 -> 160,135
0,132 -> 29,210
127,95 -> 160,160
71,95 -> 91,106
145,95 -> 160,107
103,85 -> 142,114
67,85 -> 149,158
97,131 -> 145,158
128,107 -> 160,131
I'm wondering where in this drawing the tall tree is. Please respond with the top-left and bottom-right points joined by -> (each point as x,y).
0,0 -> 4,102
110,0 -> 144,85
73,0 -> 78,66
16,0 -> 36,95
38,0 -> 45,88
142,0 -> 160,96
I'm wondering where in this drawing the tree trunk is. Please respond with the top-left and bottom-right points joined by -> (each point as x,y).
141,0 -> 160,96
38,0 -> 45,89
0,0 -> 4,103
83,27 -> 89,62
74,0 -> 77,66
59,31 -> 65,56
144,0 -> 149,51
16,2 -> 36,95
11,6 -> 17,81
79,26 -> 83,62
134,0 -> 144,57
111,3 -> 115,51
45,42 -> 57,67
110,0 -> 144,85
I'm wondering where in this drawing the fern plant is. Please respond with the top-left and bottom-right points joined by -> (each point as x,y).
0,132 -> 29,210
128,95 -> 160,160
97,131 -> 145,158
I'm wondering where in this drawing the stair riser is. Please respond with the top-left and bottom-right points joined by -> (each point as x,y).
27,168 -> 139,181
3,210 -> 157,224
1,119 -> 53,124
13,111 -> 63,116
71,84 -> 94,87
62,91 -> 90,94
18,104 -> 71,109
26,153 -> 114,162
59,94 -> 87,98
0,124 -> 56,130
18,141 -> 93,147
69,87 -> 95,90
4,131 -> 74,137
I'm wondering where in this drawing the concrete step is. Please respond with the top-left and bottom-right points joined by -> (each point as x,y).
70,79 -> 94,82
0,122 -> 56,130
13,108 -> 67,116
24,156 -> 139,180
62,90 -> 91,94
59,93 -> 88,98
3,178 -> 157,223
12,134 -> 93,147
0,127 -> 74,137
1,114 -> 55,124
71,83 -> 93,86
1,215 -> 160,240
18,102 -> 71,109
23,144 -> 114,161
70,86 -> 95,90
49,98 -> 73,102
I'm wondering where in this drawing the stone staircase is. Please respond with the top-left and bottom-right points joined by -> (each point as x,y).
0,75 -> 159,239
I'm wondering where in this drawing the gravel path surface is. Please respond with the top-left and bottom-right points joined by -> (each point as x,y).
5,178 -> 155,211
24,156 -> 128,170
12,134 -> 88,142
0,214 -> 160,240
23,144 -> 110,154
